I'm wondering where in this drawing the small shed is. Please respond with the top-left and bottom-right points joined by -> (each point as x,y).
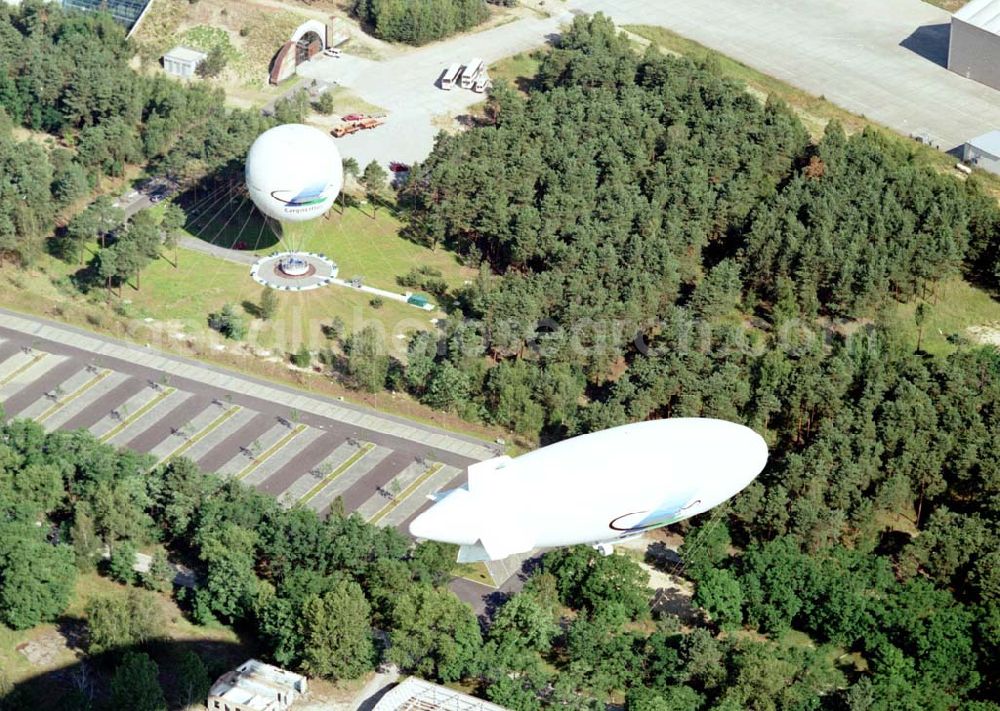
963,130 -> 1000,175
163,46 -> 208,79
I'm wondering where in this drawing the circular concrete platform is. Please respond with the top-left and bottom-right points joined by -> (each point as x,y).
250,252 -> 339,291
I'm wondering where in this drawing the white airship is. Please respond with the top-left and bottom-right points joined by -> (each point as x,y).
409,418 -> 768,562
245,123 -> 343,223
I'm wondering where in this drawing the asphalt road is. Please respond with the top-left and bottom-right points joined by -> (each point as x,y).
299,0 -> 1000,168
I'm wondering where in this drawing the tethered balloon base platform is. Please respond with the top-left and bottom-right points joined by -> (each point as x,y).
251,252 -> 339,292
278,255 -> 311,277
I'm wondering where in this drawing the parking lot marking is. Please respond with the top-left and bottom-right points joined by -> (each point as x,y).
40,371 -> 130,432
234,424 -> 308,482
0,350 -> 45,386
179,406 -> 258,465
376,464 -> 463,529
368,463 -> 443,525
300,443 -> 375,506
156,405 -> 242,465
0,354 -> 68,400
34,369 -> 112,423
98,387 -> 177,443
241,426 -> 326,487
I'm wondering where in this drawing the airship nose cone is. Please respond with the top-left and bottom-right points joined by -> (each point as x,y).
696,420 -> 768,507
409,488 -> 480,545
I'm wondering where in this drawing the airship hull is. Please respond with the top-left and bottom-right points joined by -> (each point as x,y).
409,418 -> 768,562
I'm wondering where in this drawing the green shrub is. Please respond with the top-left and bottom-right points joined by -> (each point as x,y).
292,345 -> 312,368
208,304 -> 247,340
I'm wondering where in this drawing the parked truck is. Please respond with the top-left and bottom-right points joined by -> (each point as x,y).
331,116 -> 385,138
473,72 -> 492,93
460,57 -> 484,89
441,63 -> 461,90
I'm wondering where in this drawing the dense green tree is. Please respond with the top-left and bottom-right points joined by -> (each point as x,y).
85,590 -> 164,655
63,203 -> 101,264
361,160 -> 389,217
314,90 -> 336,115
626,685 -> 701,711
208,303 -> 247,340
423,362 -> 471,411
109,652 -> 166,711
0,131 -> 54,264
0,459 -> 62,515
352,0 -> 490,45
273,90 -> 310,125
260,286 -> 279,320
693,568 -> 743,629
299,579 -> 375,679
108,539 -> 138,585
142,548 -> 174,593
543,547 -> 649,621
197,523 -> 260,623
388,585 -> 482,682
196,45 -> 227,78
564,609 -> 643,696
342,156 -> 360,211
90,475 -> 155,544
70,508 -> 101,571
346,324 -> 389,392
50,149 -> 90,206
489,593 -> 558,654
160,202 -> 185,267
0,520 -> 76,629
175,650 -> 211,709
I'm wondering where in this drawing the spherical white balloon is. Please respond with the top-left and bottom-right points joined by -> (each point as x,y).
245,124 -> 343,223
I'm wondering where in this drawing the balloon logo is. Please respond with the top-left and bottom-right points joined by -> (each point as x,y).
245,124 -> 343,223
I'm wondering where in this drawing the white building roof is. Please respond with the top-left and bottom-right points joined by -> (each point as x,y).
967,130 -> 1000,157
954,0 -> 1000,35
164,45 -> 208,64
374,678 -> 510,711
208,659 -> 307,711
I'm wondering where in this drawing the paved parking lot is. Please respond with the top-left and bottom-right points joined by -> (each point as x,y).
302,0 -> 1000,168
0,310 -> 504,576
296,9 -> 572,169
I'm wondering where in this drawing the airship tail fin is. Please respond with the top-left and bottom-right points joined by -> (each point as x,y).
457,543 -> 491,563
478,526 -> 534,562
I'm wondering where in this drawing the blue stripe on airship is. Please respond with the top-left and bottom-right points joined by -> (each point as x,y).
609,488 -> 702,532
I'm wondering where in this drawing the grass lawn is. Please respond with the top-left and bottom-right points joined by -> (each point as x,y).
317,86 -> 386,118
130,244 -> 443,354
892,277 -> 1000,356
187,202 -> 471,293
283,206 -> 472,290
0,235 -> 503,443
490,51 -> 543,93
166,199 -> 475,352
452,561 -> 496,587
923,0 -> 965,10
0,572 -> 245,704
